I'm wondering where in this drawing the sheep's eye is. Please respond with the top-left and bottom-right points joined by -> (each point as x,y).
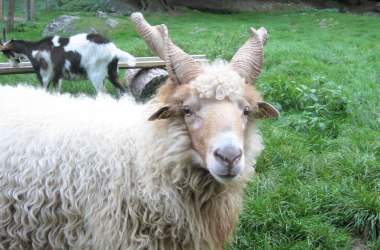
243,106 -> 251,116
183,106 -> 192,116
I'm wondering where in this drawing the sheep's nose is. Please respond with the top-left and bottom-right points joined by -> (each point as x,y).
214,146 -> 242,168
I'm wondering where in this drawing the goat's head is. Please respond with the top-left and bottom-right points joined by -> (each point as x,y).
131,13 -> 279,183
0,30 -> 24,67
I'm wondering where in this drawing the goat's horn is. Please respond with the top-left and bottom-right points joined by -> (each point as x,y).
229,27 -> 268,85
2,29 -> 7,43
131,12 -> 203,85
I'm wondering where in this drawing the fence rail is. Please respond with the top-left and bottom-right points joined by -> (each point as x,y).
0,55 -> 208,75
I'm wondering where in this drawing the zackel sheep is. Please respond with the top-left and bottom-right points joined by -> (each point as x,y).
0,13 -> 279,249
0,32 -> 136,93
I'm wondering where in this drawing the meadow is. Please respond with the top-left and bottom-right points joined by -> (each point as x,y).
0,4 -> 379,249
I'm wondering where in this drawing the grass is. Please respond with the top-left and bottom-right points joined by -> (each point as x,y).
0,4 -> 379,249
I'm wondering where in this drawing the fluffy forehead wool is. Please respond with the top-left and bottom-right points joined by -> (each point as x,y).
190,60 -> 245,101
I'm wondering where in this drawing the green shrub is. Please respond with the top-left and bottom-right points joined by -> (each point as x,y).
60,0 -> 111,12
260,75 -> 350,135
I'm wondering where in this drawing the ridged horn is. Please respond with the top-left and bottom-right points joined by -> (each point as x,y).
131,12 -> 203,85
130,12 -> 166,60
162,26 -> 203,85
229,27 -> 268,85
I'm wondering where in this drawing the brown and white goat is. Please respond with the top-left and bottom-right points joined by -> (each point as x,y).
0,33 -> 136,93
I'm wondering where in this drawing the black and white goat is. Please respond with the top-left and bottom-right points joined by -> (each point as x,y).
0,33 -> 136,93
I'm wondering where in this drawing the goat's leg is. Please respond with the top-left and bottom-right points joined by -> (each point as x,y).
32,63 -> 45,89
52,77 -> 62,92
99,80 -> 108,93
38,68 -> 52,90
35,72 -> 44,88
108,73 -> 127,94
89,75 -> 107,94
88,68 -> 110,94
41,78 -> 50,89
108,59 -> 127,94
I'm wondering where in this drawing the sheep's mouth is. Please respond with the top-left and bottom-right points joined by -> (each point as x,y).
215,173 -> 237,179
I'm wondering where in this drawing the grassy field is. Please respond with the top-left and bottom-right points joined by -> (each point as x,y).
0,5 -> 379,250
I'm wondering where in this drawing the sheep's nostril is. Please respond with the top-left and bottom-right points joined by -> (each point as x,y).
214,147 -> 242,168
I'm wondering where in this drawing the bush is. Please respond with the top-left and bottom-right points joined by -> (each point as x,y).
260,75 -> 350,136
60,0 -> 111,12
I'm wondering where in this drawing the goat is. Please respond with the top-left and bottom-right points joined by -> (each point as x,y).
0,32 -> 136,93
0,13 -> 279,249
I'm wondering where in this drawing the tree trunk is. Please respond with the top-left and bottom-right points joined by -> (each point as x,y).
7,0 -> 14,32
123,0 -> 174,12
45,0 -> 52,12
125,68 -> 168,102
0,0 -> 3,21
25,0 -> 32,21
31,0 -> 36,18
57,0 -> 62,7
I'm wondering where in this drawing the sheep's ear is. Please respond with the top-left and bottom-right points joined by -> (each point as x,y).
254,101 -> 280,119
148,105 -> 172,121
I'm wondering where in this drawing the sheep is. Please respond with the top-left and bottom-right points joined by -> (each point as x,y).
0,32 -> 136,93
0,13 -> 279,250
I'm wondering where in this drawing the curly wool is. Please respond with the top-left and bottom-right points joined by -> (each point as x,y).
0,83 -> 264,250
191,60 -> 245,101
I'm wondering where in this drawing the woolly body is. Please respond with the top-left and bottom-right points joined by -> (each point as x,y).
0,62 -> 264,249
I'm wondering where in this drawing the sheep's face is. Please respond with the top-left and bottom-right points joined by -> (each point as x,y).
182,95 -> 248,183
131,12 -> 278,183
152,65 -> 279,184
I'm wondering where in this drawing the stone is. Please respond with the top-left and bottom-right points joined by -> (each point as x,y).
195,27 -> 208,33
96,11 -> 107,18
43,15 -> 80,37
375,3 -> 380,12
106,18 -> 119,28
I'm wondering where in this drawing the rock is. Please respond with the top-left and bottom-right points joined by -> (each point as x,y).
108,5 -> 117,13
319,19 -> 329,28
343,0 -> 362,5
323,1 -> 341,9
375,3 -> 380,12
195,27 -> 208,33
43,15 -> 80,37
96,11 -> 107,18
106,18 -> 119,28
88,28 -> 98,34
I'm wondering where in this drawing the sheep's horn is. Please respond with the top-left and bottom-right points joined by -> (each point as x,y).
161,26 -> 203,85
131,12 -> 203,85
130,12 -> 166,60
229,27 -> 268,85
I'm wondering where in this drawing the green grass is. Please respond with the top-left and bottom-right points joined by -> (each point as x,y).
0,6 -> 379,249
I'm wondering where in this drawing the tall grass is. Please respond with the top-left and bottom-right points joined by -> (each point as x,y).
0,6 -> 379,249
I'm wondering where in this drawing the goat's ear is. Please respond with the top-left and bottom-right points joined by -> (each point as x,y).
0,43 -> 11,51
148,105 -> 172,121
254,101 -> 280,119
